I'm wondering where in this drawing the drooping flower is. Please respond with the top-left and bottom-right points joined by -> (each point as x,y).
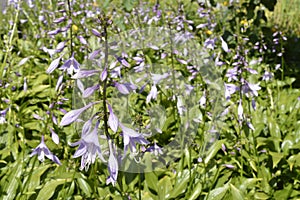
30,135 -> 61,165
70,120 -> 106,171
107,103 -> 119,133
50,127 -> 59,144
115,82 -> 137,95
0,107 -> 9,124
120,123 -> 149,157
106,140 -> 118,186
60,102 -> 98,126
59,53 -> 80,75
146,84 -> 158,103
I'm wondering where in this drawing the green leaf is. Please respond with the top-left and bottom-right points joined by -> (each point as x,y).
269,152 -> 284,168
287,153 -> 300,171
187,181 -> 202,200
145,172 -> 158,193
158,176 -> 172,200
76,178 -> 92,197
230,184 -> 243,200
204,140 -> 225,164
254,192 -> 269,199
239,178 -> 261,192
167,170 -> 189,199
206,184 -> 229,200
28,165 -> 52,192
2,159 -> 23,200
36,179 -> 68,200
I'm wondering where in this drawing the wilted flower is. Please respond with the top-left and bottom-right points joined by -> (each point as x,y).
30,135 -> 61,165
70,120 -> 106,171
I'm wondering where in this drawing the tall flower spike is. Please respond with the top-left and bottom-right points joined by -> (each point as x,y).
70,120 -> 106,171
106,140 -> 118,186
30,135 -> 61,165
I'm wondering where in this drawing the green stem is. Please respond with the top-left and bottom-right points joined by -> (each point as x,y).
67,0 -> 73,55
102,19 -> 110,140
1,1 -> 20,79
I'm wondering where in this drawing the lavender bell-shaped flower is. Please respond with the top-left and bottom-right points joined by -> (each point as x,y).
60,102 -> 98,126
106,140 -> 118,186
70,120 -> 106,171
59,53 -> 80,75
146,84 -> 158,103
107,103 -> 119,133
30,135 -> 61,165
119,123 -> 149,157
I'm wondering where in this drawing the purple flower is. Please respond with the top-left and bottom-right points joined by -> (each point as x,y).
242,81 -> 261,97
223,164 -> 235,169
145,142 -> 163,156
106,140 -> 118,186
60,102 -> 98,126
262,71 -> 273,81
101,68 -> 108,81
107,103 -> 119,133
56,41 -> 67,53
115,82 -> 137,94
53,16 -> 66,24
116,56 -> 130,68
91,28 -> 101,37
146,85 -> 158,103
0,107 -> 9,124
120,123 -> 149,157
220,37 -> 229,52
55,75 -> 64,92
204,38 -> 216,50
46,56 -> 62,74
59,53 -> 80,75
50,127 -> 59,144
77,36 -> 88,45
70,121 -> 106,171
82,84 -> 100,98
238,100 -> 243,120
30,135 -> 61,165
224,83 -> 238,100
71,69 -> 100,79
225,67 -> 238,82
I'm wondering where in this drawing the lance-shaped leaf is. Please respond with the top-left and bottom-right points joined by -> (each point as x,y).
83,84 -> 99,98
60,102 -> 97,126
107,103 -> 119,133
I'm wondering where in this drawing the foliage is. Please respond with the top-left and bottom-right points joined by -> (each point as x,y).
0,0 -> 299,199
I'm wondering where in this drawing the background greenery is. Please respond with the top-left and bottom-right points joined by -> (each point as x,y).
0,0 -> 299,199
